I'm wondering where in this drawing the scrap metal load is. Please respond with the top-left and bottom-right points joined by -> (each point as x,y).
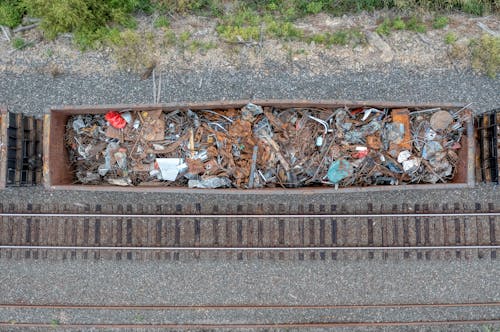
64,104 -> 469,188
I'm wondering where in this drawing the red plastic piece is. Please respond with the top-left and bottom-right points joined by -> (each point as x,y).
352,149 -> 369,159
105,111 -> 127,129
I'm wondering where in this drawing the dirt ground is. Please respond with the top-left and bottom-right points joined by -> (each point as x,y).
1,11 -> 498,77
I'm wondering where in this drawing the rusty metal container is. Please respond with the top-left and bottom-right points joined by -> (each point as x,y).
43,100 -> 475,192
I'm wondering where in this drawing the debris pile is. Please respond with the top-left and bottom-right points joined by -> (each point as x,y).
65,104 -> 470,188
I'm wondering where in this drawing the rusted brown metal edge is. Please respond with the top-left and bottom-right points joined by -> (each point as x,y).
0,107 -> 7,189
466,119 -> 475,187
47,183 -> 471,193
42,112 -> 51,189
44,99 -> 475,192
45,99 -> 468,113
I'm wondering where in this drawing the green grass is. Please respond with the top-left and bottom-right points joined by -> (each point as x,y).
217,25 -> 260,42
388,0 -> 497,15
179,30 -> 191,43
187,40 -> 216,53
0,0 -> 499,75
151,0 -> 224,16
215,5 -> 262,42
154,16 -> 170,28
376,16 -> 428,35
11,37 -> 31,50
0,0 -> 24,28
305,1 -> 323,14
189,0 -> 499,18
470,34 -> 500,78
178,30 -> 216,53
134,314 -> 144,322
24,0 -> 139,39
309,29 -> 365,47
1,0 -> 146,48
481,324 -> 500,332
107,29 -> 156,72
0,0 -> 497,51
159,28 -> 215,54
433,16 -> 449,29
406,16 -> 427,33
392,17 -> 406,30
444,32 -> 457,45
163,29 -> 177,46
376,18 -> 392,36
266,20 -> 303,40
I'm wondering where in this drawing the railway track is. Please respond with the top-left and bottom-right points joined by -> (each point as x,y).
0,302 -> 499,329
0,201 -> 498,261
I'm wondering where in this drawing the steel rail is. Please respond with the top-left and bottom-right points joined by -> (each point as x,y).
1,302 -> 500,310
1,319 -> 499,328
1,245 -> 499,251
1,212 -> 500,218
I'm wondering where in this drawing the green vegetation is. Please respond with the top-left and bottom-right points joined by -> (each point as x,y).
376,16 -> 449,36
217,25 -> 260,42
406,16 -> 426,33
0,0 -> 498,77
376,16 -> 427,35
179,31 -> 191,43
433,16 -> 449,29
450,34 -> 499,78
154,16 -> 170,28
107,29 -> 156,72
11,37 -> 31,50
470,34 -> 500,78
385,0 -> 497,15
266,20 -> 303,40
376,18 -> 392,36
156,28 -> 216,54
305,1 -> 323,15
187,39 -> 216,53
23,0 -> 140,45
481,325 -> 500,332
0,0 -> 497,49
0,0 -> 24,27
0,0 -> 146,48
392,17 -> 406,30
154,0 -> 498,17
175,30 -> 217,54
151,0 -> 224,16
309,29 -> 365,47
444,32 -> 457,45
215,6 -> 261,42
163,29 -> 177,46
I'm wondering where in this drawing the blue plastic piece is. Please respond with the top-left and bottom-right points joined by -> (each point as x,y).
327,159 -> 353,184
386,161 -> 403,174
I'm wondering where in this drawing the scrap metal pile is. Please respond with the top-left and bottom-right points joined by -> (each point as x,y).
65,104 -> 469,188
